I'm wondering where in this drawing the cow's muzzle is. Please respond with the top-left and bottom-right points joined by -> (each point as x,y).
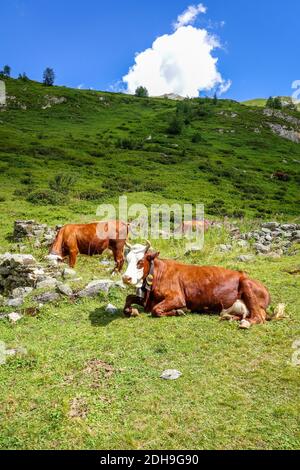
122,275 -> 133,285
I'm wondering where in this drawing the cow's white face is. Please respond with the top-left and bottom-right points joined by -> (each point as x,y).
122,244 -> 149,287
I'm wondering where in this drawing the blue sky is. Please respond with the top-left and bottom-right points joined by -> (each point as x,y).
1,0 -> 299,100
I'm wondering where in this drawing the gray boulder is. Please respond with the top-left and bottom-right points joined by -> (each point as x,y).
219,244 -> 233,253
34,292 -> 60,304
57,283 -> 73,297
5,297 -> 24,307
281,224 -> 296,231
0,253 -> 37,267
237,254 -> 255,263
62,268 -> 77,279
292,231 -> 300,241
11,287 -> 33,298
77,280 -> 114,298
36,277 -> 57,290
113,280 -> 126,290
254,243 -> 271,254
262,222 -> 280,231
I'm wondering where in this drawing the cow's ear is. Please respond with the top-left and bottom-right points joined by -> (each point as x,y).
147,251 -> 160,261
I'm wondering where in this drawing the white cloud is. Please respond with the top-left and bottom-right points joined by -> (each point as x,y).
108,80 -> 126,93
122,4 -> 231,98
218,79 -> 232,95
174,3 -> 207,30
123,26 -> 231,97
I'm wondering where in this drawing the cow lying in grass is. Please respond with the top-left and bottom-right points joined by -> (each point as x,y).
122,242 -> 272,328
48,220 -> 129,272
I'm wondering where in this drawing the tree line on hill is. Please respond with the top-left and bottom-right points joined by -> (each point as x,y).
266,95 -> 297,111
1,64 -> 297,113
0,65 -> 55,87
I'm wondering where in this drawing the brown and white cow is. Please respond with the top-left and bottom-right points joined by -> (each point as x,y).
122,243 -> 271,327
48,220 -> 129,272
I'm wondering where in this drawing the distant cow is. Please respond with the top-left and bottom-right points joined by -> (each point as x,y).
48,221 -> 129,271
122,242 -> 271,327
272,172 -> 290,182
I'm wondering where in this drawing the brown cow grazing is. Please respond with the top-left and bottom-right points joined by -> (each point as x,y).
272,171 -> 290,182
48,220 -> 129,272
122,243 -> 271,327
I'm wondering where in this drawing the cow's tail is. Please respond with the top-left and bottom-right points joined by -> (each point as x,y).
49,226 -> 65,259
267,303 -> 287,322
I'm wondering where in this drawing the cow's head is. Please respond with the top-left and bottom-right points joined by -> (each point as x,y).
122,241 -> 159,287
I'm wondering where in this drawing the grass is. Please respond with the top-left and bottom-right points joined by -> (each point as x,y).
243,98 -> 268,107
0,236 -> 299,450
0,77 -> 299,450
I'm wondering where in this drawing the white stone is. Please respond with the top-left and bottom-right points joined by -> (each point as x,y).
254,243 -> 271,254
237,254 -> 255,263
5,298 -> 23,308
160,370 -> 182,380
8,312 -> 23,323
11,287 -> 33,298
77,280 -> 114,298
105,304 -> 118,314
62,268 -> 77,279
36,277 -> 57,290
56,283 -> 73,297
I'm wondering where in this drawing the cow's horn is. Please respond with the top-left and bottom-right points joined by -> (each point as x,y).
125,241 -> 133,249
146,240 -> 152,251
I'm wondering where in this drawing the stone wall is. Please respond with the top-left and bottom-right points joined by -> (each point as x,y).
13,220 -> 60,247
0,253 -> 52,294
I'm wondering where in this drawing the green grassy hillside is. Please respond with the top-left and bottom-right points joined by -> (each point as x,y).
0,77 -> 300,238
0,78 -> 299,450
243,98 -> 268,107
243,96 -> 300,111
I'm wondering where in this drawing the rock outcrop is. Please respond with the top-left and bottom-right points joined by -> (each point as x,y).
13,220 -> 58,246
233,222 -> 300,256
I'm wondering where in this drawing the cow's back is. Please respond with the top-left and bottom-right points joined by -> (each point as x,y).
62,221 -> 128,254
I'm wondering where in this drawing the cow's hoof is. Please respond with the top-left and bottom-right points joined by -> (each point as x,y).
130,308 -> 140,318
239,320 -> 251,330
124,308 -> 132,318
176,310 -> 187,317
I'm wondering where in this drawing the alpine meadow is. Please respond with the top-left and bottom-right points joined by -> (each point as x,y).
0,75 -> 299,451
